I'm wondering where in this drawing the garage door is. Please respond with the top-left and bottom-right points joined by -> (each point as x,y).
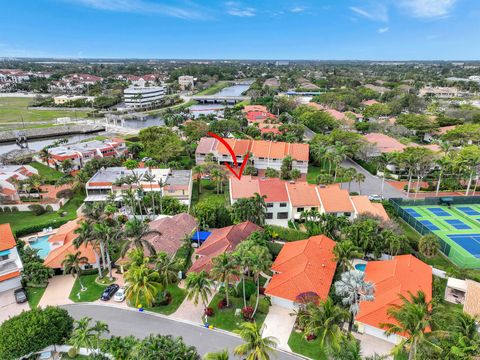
0,276 -> 22,293
363,324 -> 401,344
270,296 -> 295,310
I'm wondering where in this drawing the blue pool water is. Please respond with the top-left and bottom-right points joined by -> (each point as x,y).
29,235 -> 51,259
355,263 -> 366,272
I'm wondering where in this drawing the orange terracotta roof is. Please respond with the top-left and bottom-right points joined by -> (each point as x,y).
48,219 -> 80,244
243,105 -> 268,113
230,176 -> 289,202
250,140 -> 271,158
363,133 -> 406,153
286,182 -> 321,207
265,235 -> 337,302
317,184 -> 354,213
356,255 -> 432,334
189,221 -> 261,274
307,102 -> 325,110
0,270 -> 21,282
350,195 -> 389,221
0,223 -> 16,251
362,99 -> 380,106
230,176 -> 260,199
217,138 -> 252,156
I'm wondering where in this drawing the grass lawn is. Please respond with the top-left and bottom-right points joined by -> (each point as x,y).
0,192 -> 85,236
69,273 -> 108,302
26,286 -> 47,308
207,293 -> 268,332
191,179 -> 229,207
306,165 -> 323,184
0,97 -> 88,123
288,331 -> 328,360
195,81 -> 230,96
143,284 -> 187,315
29,161 -> 64,182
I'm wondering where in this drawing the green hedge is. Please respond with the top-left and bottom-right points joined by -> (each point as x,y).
266,225 -> 309,242
14,219 -> 71,237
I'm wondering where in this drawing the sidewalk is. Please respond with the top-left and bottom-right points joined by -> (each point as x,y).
262,305 -> 296,351
38,275 -> 75,307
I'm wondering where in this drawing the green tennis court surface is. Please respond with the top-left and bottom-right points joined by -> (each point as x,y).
400,204 -> 480,268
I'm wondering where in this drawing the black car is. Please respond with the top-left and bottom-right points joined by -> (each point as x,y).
14,288 -> 27,304
100,284 -> 119,301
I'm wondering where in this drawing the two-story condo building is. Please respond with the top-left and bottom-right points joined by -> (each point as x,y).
85,167 -> 193,206
195,137 -> 309,174
47,138 -> 127,171
0,165 -> 39,204
0,224 -> 23,293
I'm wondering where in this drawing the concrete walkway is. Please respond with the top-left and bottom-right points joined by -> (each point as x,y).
262,305 -> 296,351
38,275 -> 75,307
172,281 -> 214,324
352,332 -> 394,358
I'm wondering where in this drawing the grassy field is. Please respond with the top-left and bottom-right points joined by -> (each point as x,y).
29,161 -> 64,182
191,179 -> 230,207
0,97 -> 89,123
195,81 -> 230,96
26,286 -> 47,308
0,192 -> 85,236
142,284 -> 187,315
69,273 -> 108,302
288,331 -> 328,360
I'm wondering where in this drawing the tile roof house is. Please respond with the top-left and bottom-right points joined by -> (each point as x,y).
356,255 -> 432,344
363,133 -> 407,156
243,105 -> 269,113
44,220 -> 97,269
189,221 -> 261,274
350,195 -> 389,221
195,137 -> 309,174
265,235 -> 337,309
0,224 -> 23,292
144,213 -> 197,255
362,99 -> 380,106
0,165 -> 39,204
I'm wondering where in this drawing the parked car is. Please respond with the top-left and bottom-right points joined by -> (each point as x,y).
14,288 -> 27,304
368,194 -> 383,202
101,284 -> 119,301
113,286 -> 127,302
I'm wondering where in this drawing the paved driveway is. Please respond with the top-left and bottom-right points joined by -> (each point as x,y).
173,283 -> 214,324
262,305 -> 296,351
62,304 -> 302,359
38,275 -> 75,307
0,290 -> 29,324
341,158 -> 406,199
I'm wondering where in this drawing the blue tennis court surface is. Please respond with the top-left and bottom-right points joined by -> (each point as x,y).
428,207 -> 451,216
458,206 -> 480,216
420,220 -> 439,231
404,208 -> 421,217
445,219 -> 471,230
447,234 -> 480,257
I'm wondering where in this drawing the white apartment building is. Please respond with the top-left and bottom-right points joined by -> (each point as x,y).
178,75 -> 194,90
124,86 -> 166,108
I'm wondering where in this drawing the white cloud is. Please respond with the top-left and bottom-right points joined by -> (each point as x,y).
66,0 -> 208,20
225,2 -> 255,17
290,6 -> 306,13
378,26 -> 389,33
396,0 -> 458,18
350,4 -> 388,22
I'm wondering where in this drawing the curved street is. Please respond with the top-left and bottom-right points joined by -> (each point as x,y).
61,304 -> 303,360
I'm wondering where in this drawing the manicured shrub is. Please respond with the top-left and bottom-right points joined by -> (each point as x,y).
45,205 -> 53,212
28,204 -> 46,216
3,207 -> 11,212
56,189 -> 74,199
236,279 -> 256,301
11,206 -> 18,212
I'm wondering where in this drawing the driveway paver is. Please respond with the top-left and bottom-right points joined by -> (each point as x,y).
172,281 -> 214,323
0,290 -> 29,324
262,305 -> 296,351
352,331 -> 394,358
38,275 -> 75,307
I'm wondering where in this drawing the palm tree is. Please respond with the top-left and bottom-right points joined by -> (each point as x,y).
185,271 -> 213,322
74,220 -> 102,278
70,317 -> 109,353
125,261 -> 162,307
354,172 -> 366,195
62,251 -> 89,291
38,147 -> 52,166
333,241 -> 364,272
377,153 -> 394,197
61,159 -> 74,173
233,321 -> 278,360
203,349 -> 230,360
122,218 -> 160,257
435,157 -> 451,196
155,252 -> 182,298
335,270 -> 375,332
143,171 -> 156,218
192,164 -> 204,197
156,178 -> 168,214
297,298 -> 349,352
93,222 -> 121,280
211,253 -> 239,308
250,245 -> 272,316
418,234 -> 439,258
381,291 -> 443,360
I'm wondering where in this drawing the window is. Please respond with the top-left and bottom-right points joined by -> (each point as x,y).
266,212 -> 273,219
297,207 -> 304,212
0,254 -> 9,261
344,212 -> 351,217
277,212 -> 289,219
280,203 -> 287,207
266,203 -> 273,208
259,157 -> 265,160
311,207 -> 317,211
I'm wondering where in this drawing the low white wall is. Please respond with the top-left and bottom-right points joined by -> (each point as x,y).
0,199 -> 64,212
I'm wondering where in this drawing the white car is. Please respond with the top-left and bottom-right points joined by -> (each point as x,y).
368,194 -> 383,201
113,286 -> 127,302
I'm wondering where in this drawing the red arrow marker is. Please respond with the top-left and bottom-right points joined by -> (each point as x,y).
207,132 -> 249,180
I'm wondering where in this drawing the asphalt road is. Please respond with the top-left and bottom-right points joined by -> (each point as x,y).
340,158 -> 406,199
62,304 -> 302,359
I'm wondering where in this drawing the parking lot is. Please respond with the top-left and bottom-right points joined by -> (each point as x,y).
0,290 -> 29,324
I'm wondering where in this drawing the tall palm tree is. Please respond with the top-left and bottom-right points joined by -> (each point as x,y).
185,271 -> 213,322
377,152 -> 394,197
93,222 -> 121,280
143,171 -> 156,218
354,172 -> 366,195
435,157 -> 451,196
297,298 -> 349,352
155,252 -> 182,298
335,270 -> 375,332
418,234 -> 439,258
192,164 -> 204,196
156,178 -> 168,214
69,317 -> 97,352
122,218 -> 160,257
250,246 -> 272,316
333,240 -> 364,272
74,220 -> 102,278
62,251 -> 88,291
38,148 -> 52,166
211,253 -> 239,308
233,321 -> 278,360
125,261 -> 162,307
381,291 -> 443,360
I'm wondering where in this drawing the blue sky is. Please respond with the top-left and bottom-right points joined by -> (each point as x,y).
1,0 -> 479,60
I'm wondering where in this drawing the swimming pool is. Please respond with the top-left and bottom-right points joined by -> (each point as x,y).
354,263 -> 366,272
29,235 -> 51,259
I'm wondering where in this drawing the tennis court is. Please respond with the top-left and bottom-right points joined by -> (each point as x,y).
400,204 -> 480,267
